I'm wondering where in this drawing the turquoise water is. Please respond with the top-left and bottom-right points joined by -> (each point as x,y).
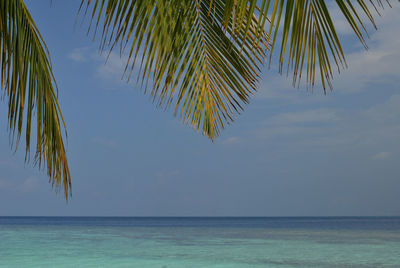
1,217 -> 400,267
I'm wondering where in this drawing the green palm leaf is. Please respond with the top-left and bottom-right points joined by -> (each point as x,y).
1,0 -> 396,199
81,0 -> 394,139
81,0 -> 269,139
259,0 -> 394,90
0,0 -> 70,199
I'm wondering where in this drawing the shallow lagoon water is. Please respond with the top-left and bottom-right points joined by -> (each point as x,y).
1,217 -> 400,267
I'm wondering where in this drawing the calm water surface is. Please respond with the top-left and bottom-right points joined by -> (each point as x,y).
1,217 -> 400,267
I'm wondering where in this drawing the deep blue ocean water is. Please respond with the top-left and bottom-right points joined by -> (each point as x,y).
1,217 -> 400,267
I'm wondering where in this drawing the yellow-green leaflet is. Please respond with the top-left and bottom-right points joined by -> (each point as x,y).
0,0 -> 70,199
1,0 -> 395,199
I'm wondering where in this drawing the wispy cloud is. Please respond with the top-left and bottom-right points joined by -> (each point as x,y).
95,52 -> 130,84
372,151 -> 392,160
267,109 -> 339,125
250,3 -> 400,154
68,46 -> 144,87
252,92 -> 400,155
364,94 -> 400,124
257,3 -> 400,98
221,136 -> 240,145
332,4 -> 400,93
68,47 -> 90,62
252,108 -> 340,141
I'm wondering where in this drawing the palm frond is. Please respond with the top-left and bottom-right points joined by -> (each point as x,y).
81,0 -> 268,139
0,0 -> 70,199
259,0 -> 394,91
81,0 -> 394,140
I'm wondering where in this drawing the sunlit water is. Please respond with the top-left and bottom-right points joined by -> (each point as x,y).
1,217 -> 400,267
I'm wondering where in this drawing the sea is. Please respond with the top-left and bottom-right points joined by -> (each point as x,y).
1,217 -> 400,267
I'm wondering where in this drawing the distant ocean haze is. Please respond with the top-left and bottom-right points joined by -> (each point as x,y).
1,217 -> 400,267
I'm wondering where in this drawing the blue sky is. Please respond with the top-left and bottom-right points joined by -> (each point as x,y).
0,1 -> 399,216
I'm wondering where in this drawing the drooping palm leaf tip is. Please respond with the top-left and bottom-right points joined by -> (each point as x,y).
80,0 -> 269,140
0,0 -> 71,199
81,0 -> 395,139
0,1 -> 394,201
262,0 -> 393,91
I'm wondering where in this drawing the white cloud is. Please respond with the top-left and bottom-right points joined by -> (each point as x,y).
364,94 -> 400,123
68,3 -> 399,97
250,5 -> 400,152
329,1 -> 396,36
68,47 -> 138,86
254,108 -> 340,140
95,50 -> 146,87
221,136 -> 240,144
68,47 -> 90,62
373,151 -> 392,160
333,3 -> 400,93
254,125 -> 322,139
267,109 -> 339,125
252,92 -> 400,154
96,51 -> 130,84
257,3 -> 400,97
